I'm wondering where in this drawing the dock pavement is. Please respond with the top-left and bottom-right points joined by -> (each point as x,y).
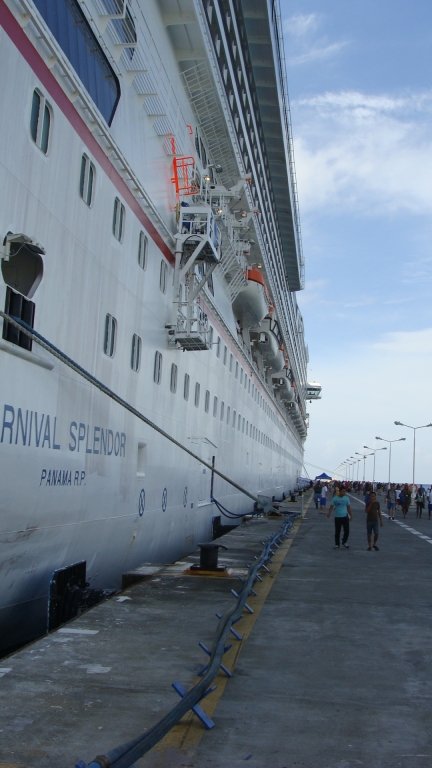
1,491 -> 432,768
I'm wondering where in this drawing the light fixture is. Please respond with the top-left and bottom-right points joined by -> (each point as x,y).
217,208 -> 223,214
204,174 -> 211,182
241,211 -> 247,218
257,264 -> 263,269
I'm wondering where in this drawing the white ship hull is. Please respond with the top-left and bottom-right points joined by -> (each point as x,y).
0,0 -> 308,653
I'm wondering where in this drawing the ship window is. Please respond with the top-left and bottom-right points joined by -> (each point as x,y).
205,389 -> 210,413
184,373 -> 190,400
113,198 -> 125,241
235,361 -> 238,378
220,401 -> 224,421
154,351 -> 162,384
30,89 -> 52,154
242,417 -> 245,433
33,0 -> 120,125
138,231 -> 148,270
249,380 -> 251,394
2,287 -> 35,351
131,333 -> 141,371
229,354 -> 233,372
160,260 -> 168,294
79,154 -> 95,206
238,413 -> 241,430
170,363 -> 178,393
223,345 -> 227,365
226,406 -> 230,425
240,368 -> 243,384
232,409 -> 236,427
193,383 -> 200,407
103,313 -> 117,357
244,375 -> 247,389
213,396 -> 218,417
216,336 -> 221,357
208,326 -> 213,348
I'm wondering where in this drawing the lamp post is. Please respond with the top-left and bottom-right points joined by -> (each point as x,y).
394,422 -> 432,486
375,436 -> 406,484
355,452 -> 369,482
364,445 -> 387,488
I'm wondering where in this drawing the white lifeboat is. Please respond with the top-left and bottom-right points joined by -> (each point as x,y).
232,268 -> 271,328
273,374 -> 295,403
255,318 -> 285,374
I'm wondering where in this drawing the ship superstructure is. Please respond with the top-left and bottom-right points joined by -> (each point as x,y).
0,0 -> 316,653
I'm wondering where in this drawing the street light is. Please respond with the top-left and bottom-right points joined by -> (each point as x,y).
394,422 -> 432,486
355,452 -> 370,482
350,456 -> 359,481
364,445 -> 387,487
375,436 -> 406,484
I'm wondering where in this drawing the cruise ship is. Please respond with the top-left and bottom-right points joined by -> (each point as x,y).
0,0 -> 320,654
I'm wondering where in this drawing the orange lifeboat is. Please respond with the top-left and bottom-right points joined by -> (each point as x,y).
233,268 -> 271,328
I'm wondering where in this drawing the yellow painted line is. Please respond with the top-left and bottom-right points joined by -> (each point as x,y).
154,494 -> 312,759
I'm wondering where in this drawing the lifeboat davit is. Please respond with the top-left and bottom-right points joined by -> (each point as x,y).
233,268 -> 270,329
255,318 -> 285,374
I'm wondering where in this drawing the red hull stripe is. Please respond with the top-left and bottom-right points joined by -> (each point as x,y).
0,1 -> 175,265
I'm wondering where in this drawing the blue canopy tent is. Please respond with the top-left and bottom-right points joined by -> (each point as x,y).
315,472 -> 332,480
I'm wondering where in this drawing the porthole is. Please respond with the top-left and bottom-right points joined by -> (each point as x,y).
103,314 -> 117,357
138,231 -> 148,270
170,363 -> 178,393
79,154 -> 95,206
131,333 -> 141,371
160,260 -> 168,293
154,351 -> 162,384
184,373 -> 190,401
194,382 -> 200,407
113,197 -> 125,241
30,89 -> 52,154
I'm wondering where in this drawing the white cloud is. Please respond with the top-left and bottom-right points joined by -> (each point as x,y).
283,12 -> 348,66
289,42 -> 349,66
292,89 -> 432,216
283,13 -> 319,38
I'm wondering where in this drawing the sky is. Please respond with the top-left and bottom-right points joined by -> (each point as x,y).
281,0 -> 432,484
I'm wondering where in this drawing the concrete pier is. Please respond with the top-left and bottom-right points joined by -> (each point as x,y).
1,492 -> 432,768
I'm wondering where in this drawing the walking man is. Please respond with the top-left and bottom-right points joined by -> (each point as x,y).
320,484 -> 328,514
313,481 -> 321,509
365,491 -> 383,551
327,487 -> 352,549
416,486 -> 425,518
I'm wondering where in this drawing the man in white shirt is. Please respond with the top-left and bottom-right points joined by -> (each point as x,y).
320,485 -> 328,513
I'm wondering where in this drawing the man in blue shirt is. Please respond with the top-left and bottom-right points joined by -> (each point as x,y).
327,487 -> 353,549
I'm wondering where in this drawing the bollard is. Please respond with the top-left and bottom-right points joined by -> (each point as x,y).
189,542 -> 228,572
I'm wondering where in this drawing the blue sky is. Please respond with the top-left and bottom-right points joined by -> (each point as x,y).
281,1 -> 432,483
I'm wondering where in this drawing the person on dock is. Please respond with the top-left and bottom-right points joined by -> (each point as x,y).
320,484 -> 328,513
313,482 -> 321,509
400,484 -> 411,519
365,492 -> 383,550
428,487 -> 432,520
327,487 -> 352,549
415,486 -> 425,518
386,484 -> 396,520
